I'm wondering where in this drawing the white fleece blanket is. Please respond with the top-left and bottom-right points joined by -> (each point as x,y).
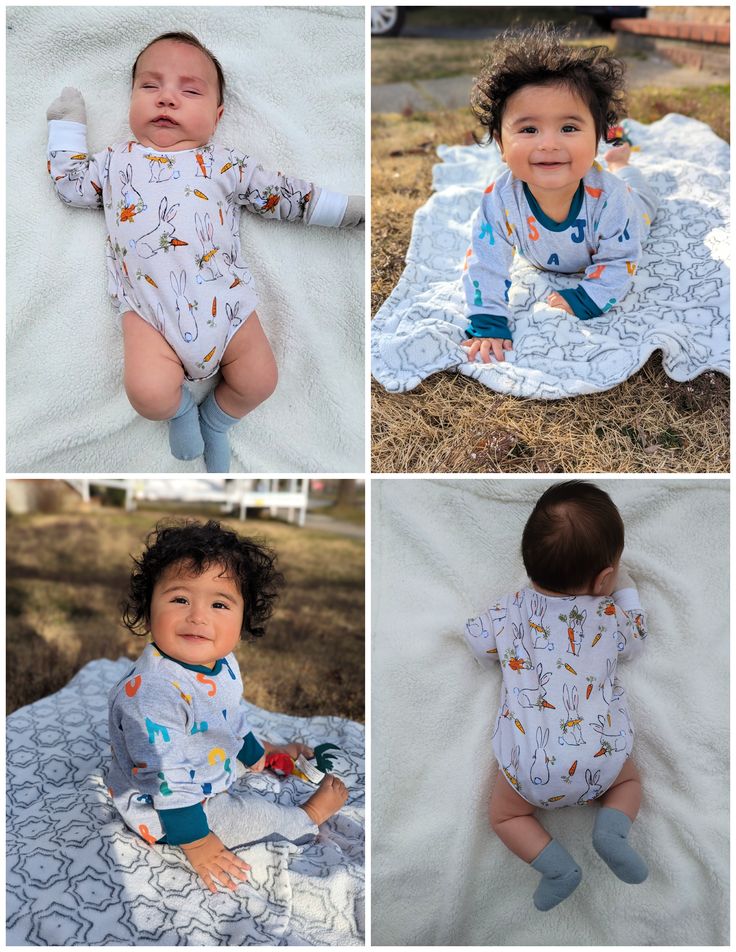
7,6 -> 364,472
371,114 -> 729,397
6,658 -> 365,946
372,479 -> 728,945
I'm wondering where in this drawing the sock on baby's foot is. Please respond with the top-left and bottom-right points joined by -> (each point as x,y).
167,387 -> 204,461
592,806 -> 648,884
529,839 -> 582,911
199,390 -> 240,473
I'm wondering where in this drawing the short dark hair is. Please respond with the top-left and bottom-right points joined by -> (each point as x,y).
521,481 -> 624,592
132,31 -> 226,107
471,23 -> 627,146
121,519 -> 283,639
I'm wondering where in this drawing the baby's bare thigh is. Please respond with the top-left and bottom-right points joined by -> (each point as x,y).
122,311 -> 184,380
220,311 -> 276,381
490,769 -> 537,824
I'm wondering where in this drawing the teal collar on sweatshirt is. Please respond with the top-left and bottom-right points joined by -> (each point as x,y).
151,641 -> 226,675
523,179 -> 584,232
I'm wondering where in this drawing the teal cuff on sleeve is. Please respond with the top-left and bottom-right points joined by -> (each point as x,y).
158,802 -> 209,845
559,286 -> 604,321
237,731 -> 265,768
465,313 -> 512,340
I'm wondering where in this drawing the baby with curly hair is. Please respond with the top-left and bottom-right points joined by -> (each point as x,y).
465,481 -> 648,910
461,24 -> 658,364
46,31 -> 363,471
107,519 -> 347,893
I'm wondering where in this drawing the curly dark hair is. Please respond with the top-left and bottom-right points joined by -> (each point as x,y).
121,519 -> 283,639
132,31 -> 226,107
521,481 -> 624,592
471,23 -> 627,147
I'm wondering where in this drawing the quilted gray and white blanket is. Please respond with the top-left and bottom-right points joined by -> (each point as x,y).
371,114 -> 729,398
6,659 -> 364,946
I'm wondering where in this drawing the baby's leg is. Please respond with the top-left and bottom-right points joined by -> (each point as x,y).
592,757 -> 648,883
122,311 -> 203,460
490,771 -> 581,911
198,311 -> 278,472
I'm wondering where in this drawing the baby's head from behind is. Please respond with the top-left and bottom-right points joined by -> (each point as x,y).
129,31 -> 226,151
122,519 -> 284,666
471,24 -> 626,184
522,481 -> 623,596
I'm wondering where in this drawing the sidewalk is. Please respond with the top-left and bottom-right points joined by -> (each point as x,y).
372,54 -> 725,113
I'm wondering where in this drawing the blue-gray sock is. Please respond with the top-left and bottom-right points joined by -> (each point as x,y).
198,390 -> 239,473
529,839 -> 582,911
593,807 -> 648,884
168,387 -> 204,461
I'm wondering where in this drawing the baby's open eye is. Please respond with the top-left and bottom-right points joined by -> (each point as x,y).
212,601 -> 230,610
171,596 -> 188,604
562,125 -> 579,133
520,126 -> 537,135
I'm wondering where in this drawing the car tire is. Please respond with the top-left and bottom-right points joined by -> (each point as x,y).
371,6 -> 406,37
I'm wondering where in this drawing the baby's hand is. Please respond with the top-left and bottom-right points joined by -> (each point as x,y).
461,336 -> 512,363
46,87 -> 87,124
546,292 -> 573,314
180,831 -> 251,894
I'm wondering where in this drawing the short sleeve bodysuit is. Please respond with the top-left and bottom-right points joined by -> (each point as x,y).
48,121 -> 347,380
464,585 -> 646,809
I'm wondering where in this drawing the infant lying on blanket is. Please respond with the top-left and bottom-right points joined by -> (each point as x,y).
464,481 -> 649,911
47,30 -> 364,472
461,23 -> 658,365
107,518 -> 348,894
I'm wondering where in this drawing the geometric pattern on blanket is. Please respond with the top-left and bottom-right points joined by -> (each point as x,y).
371,114 -> 729,398
6,658 -> 364,946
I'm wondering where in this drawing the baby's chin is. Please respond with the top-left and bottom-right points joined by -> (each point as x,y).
130,122 -> 209,152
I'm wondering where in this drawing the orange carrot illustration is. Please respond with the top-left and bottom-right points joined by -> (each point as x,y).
564,663 -> 577,675
220,161 -> 233,174
261,193 -> 281,212
594,746 -> 606,757
586,684 -> 593,699
547,795 -> 565,802
203,346 -> 216,363
604,603 -> 616,616
122,259 -> 129,278
91,181 -> 102,195
212,297 -> 217,317
514,719 -> 525,735
120,204 -> 136,222
591,633 -> 602,647
568,627 -> 575,648
508,657 -> 527,672
569,760 -> 577,776
169,238 -> 188,247
219,207 -> 224,225
70,153 -> 87,161
195,153 -> 208,177
144,275 -> 158,288
193,189 -> 208,200
229,278 -> 241,289
540,699 -> 556,710
486,647 -> 497,654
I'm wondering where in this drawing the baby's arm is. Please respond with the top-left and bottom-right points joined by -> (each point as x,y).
550,190 -> 643,320
611,564 -> 648,660
230,152 -> 363,228
46,87 -> 106,209
461,183 -> 517,361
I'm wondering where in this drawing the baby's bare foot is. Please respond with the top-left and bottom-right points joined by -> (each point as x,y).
603,141 -> 632,171
300,775 -> 348,826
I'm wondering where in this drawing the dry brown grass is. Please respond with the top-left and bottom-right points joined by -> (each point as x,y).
6,509 -> 364,721
371,105 -> 730,474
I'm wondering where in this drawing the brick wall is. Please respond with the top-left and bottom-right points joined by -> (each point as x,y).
648,6 -> 731,25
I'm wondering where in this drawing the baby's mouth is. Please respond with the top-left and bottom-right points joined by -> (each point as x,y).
179,633 -> 210,642
534,161 -> 567,169
153,116 -> 178,127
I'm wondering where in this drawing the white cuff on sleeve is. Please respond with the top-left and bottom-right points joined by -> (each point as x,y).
612,587 -> 641,612
307,189 -> 348,228
47,120 -> 89,154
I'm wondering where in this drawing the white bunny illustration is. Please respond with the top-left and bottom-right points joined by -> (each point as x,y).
515,662 -> 552,710
170,270 -> 197,343
118,164 -> 145,221
466,613 -> 492,642
222,243 -> 255,289
567,607 -> 586,657
146,153 -> 176,184
134,197 -> 180,259
195,212 -> 223,281
560,683 -> 585,746
502,745 -> 520,790
577,768 -> 602,804
601,657 -> 624,705
511,622 -> 532,671
589,714 -> 627,753
528,592 -> 553,650
530,728 -> 550,786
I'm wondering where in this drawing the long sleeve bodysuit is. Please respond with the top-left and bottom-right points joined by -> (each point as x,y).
107,642 -> 266,845
462,163 -> 654,340
464,584 -> 647,809
48,120 -> 349,380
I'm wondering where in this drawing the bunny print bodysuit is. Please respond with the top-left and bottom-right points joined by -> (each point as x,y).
48,124 -> 347,380
465,585 -> 647,809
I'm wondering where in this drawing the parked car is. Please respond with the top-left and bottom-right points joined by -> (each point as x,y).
371,6 -> 406,37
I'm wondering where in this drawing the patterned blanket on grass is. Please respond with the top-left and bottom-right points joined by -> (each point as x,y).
6,658 -> 364,946
371,114 -> 729,399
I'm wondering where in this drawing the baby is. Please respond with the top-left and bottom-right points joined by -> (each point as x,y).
464,481 -> 648,911
46,31 -> 363,472
107,518 -> 348,893
461,24 -> 658,364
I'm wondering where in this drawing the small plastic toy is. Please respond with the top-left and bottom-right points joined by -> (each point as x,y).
264,743 -> 342,785
605,122 -> 640,152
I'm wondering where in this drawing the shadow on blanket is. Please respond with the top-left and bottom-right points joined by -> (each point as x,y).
6,659 -> 364,946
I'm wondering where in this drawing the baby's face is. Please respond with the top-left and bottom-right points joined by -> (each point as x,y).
149,560 -> 244,669
130,39 -> 224,151
497,82 -> 598,195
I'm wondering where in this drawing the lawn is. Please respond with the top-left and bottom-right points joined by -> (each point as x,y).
6,509 -> 365,721
371,78 -> 730,473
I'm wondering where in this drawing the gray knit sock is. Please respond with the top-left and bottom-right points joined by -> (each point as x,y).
167,387 -> 204,461
530,839 -> 582,911
198,390 -> 239,473
593,807 -> 648,884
